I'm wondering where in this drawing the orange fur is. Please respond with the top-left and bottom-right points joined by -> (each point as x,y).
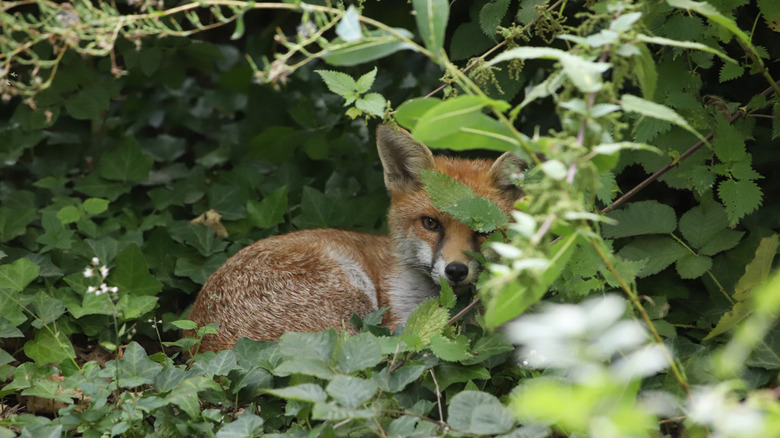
186,125 -> 524,351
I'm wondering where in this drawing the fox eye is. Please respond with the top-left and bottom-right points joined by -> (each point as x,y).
421,216 -> 442,232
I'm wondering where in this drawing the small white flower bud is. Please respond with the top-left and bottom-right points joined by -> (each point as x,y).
83,268 -> 94,278
91,257 -> 100,266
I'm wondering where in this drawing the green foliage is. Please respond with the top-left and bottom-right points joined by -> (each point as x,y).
2,0 -> 780,436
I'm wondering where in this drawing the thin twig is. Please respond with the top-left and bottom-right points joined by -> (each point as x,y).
429,367 -> 447,430
446,297 -> 481,326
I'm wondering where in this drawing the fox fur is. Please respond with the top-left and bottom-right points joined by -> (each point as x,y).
186,124 -> 525,351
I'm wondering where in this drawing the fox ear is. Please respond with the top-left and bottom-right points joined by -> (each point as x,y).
376,124 -> 436,195
489,152 -> 526,202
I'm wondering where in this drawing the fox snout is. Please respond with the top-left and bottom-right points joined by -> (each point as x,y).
444,261 -> 469,283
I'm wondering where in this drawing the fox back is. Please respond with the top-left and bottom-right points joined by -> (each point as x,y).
186,125 -> 524,351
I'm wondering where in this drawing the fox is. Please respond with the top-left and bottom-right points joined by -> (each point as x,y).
186,124 -> 525,352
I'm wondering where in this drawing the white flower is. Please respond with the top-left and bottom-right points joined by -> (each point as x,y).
83,267 -> 94,278
91,257 -> 100,266
100,265 -> 110,277
86,286 -> 96,294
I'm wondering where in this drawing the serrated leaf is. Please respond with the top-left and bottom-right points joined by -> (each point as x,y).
700,229 -> 744,256
355,93 -> 386,117
315,70 -> 358,104
279,330 -> 336,362
718,179 -> 763,226
373,364 -> 425,393
402,299 -> 449,350
439,281 -> 456,308
719,62 -> 744,82
479,0 -> 511,41
336,6 -> 362,43
413,0 -> 449,59
326,376 -> 378,408
355,67 -> 377,93
603,200 -> 677,239
713,116 -> 747,163
617,236 -> 688,277
675,254 -> 712,279
667,0 -> 753,48
448,390 -> 514,435
621,94 -> 704,143
430,334 -> 472,362
678,202 -> 728,249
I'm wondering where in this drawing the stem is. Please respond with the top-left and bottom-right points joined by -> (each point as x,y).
447,297 -> 481,326
588,237 -> 691,397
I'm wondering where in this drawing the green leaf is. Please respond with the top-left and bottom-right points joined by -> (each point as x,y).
37,211 -> 74,251
315,70 -> 358,105
678,202 -> 728,249
713,116 -> 747,163
118,295 -> 158,320
336,6 -> 362,43
479,0 -> 511,41
617,236 -> 689,277
636,34 -> 735,63
430,334 -> 472,362
439,281 -> 456,308
326,376 -> 378,408
56,205 -> 81,224
448,390 -> 514,435
23,329 -> 76,365
0,257 -> 39,292
247,187 -> 287,229
355,67 -> 377,94
718,179 -> 763,226
263,383 -> 327,403
83,198 -> 109,215
667,0 -> 753,48
699,229 -> 744,256
322,29 -> 416,67
98,137 -> 154,183
103,341 -> 163,387
621,94 -> 704,142
675,254 -> 712,279
758,0 -> 780,31
412,0 -> 449,59
434,362 -> 491,391
0,207 -> 36,242
634,43 -> 658,99
373,363 -> 425,393
279,330 -> 337,362
401,299 -> 449,350
734,234 -> 779,298
191,350 -> 240,378
462,333 -> 514,365
108,244 -> 163,296
335,333 -> 383,373
719,62 -> 744,82
355,93 -> 386,117
490,47 -> 610,93
603,200 -> 677,239
167,377 -> 222,418
292,187 -> 344,228
412,95 -> 514,147
396,97 -> 441,130
216,412 -> 264,438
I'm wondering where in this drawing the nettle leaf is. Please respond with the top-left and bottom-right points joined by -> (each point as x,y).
448,390 -> 514,435
420,169 -> 509,233
621,94 -> 704,143
479,0 -> 511,41
279,330 -> 337,362
667,0 -> 752,48
315,70 -> 358,105
430,334 -> 472,362
335,333 -> 383,373
713,116 -> 747,163
355,93 -> 386,117
402,298 -> 449,350
373,363 -> 425,393
355,67 -> 377,93
413,0 -> 449,59
758,0 -> 780,31
603,200 -> 677,239
617,236 -> 688,278
718,179 -> 763,226
719,62 -> 744,82
678,202 -> 728,249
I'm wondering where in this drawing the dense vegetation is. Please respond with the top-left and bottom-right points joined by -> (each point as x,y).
1,0 -> 779,436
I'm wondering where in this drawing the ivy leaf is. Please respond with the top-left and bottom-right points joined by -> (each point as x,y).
0,257 -> 39,291
603,200 -> 677,239
718,179 -> 763,226
326,376 -> 378,408
479,0 -> 511,41
99,137 -> 154,183
448,390 -> 514,435
108,244 -> 163,296
101,341 -> 162,387
23,329 -> 76,365
216,413 -> 264,438
247,187 -> 287,229
412,0 -> 449,59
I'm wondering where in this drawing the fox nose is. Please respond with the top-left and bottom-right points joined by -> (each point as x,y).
445,262 -> 469,283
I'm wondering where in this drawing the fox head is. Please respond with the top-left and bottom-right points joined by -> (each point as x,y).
376,124 -> 526,291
